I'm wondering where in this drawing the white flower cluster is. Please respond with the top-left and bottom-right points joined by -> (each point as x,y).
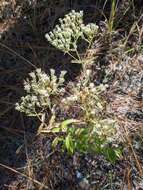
93,119 -> 119,144
62,81 -> 119,144
45,10 -> 83,52
15,68 -> 66,116
82,23 -> 99,41
62,82 -> 106,116
45,10 -> 98,52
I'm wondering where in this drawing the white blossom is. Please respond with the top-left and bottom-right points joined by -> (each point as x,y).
15,68 -> 66,116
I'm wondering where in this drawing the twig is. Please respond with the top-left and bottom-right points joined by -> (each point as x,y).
0,163 -> 49,189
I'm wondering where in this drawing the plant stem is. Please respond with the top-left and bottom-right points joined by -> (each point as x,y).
66,51 -> 79,61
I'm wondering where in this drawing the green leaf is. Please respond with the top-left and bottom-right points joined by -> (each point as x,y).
105,148 -> 117,163
52,137 -> 62,147
114,148 -> 122,158
51,127 -> 61,133
65,134 -> 74,154
75,128 -> 85,136
61,119 -> 79,132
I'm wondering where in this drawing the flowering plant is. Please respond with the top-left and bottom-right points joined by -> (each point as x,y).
16,68 -> 66,116
15,10 -> 122,162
